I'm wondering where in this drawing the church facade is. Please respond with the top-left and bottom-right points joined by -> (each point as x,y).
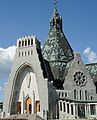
2,5 -> 97,120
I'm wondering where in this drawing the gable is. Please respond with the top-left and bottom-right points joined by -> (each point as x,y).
64,52 -> 96,91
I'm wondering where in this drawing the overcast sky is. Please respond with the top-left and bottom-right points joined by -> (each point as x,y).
0,0 -> 97,101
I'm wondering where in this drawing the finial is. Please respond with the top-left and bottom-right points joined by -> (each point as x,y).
53,0 -> 58,10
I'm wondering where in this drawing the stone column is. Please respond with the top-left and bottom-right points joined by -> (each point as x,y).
89,104 -> 91,117
21,91 -> 25,114
30,38 -> 32,45
58,101 -> 60,119
69,103 -> 71,116
85,104 -> 87,117
95,104 -> 97,118
55,103 -> 58,119
65,102 -> 67,114
73,104 -> 76,116
33,37 -> 35,45
32,90 -> 35,114
62,101 -> 64,112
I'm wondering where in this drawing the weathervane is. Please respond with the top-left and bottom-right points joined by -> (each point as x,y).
54,0 -> 58,9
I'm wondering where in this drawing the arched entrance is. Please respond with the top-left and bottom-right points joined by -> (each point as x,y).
25,97 -> 32,114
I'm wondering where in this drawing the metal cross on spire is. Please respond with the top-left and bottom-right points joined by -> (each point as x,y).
54,0 -> 58,10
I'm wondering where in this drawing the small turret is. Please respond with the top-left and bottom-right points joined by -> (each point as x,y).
50,9 -> 62,31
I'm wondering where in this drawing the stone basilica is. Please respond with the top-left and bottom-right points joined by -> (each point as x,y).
1,3 -> 97,120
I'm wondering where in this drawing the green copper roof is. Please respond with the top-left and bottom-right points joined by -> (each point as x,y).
42,9 -> 74,83
86,63 -> 97,82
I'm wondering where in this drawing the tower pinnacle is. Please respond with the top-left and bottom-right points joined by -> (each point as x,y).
54,0 -> 58,10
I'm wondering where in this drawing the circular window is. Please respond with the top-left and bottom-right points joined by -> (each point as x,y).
74,71 -> 87,87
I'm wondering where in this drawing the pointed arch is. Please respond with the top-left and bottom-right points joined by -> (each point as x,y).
9,62 -> 36,114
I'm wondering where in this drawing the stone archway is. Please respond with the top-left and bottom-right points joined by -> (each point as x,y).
10,63 -> 36,114
25,97 -> 32,114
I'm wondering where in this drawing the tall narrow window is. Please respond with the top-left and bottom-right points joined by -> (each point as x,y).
62,93 -> 64,97
60,102 -> 62,111
22,52 -> 23,56
65,93 -> 67,97
22,41 -> 24,46
19,52 -> 20,57
67,104 -> 69,113
28,51 -> 30,55
74,89 -> 76,99
19,41 -> 21,47
31,39 -> 33,45
31,50 -> 33,55
85,90 -> 88,100
28,39 -> 30,45
25,40 -> 27,46
71,105 -> 73,115
91,96 -> 93,100
25,51 -> 26,56
63,102 -> 65,112
80,90 -> 82,100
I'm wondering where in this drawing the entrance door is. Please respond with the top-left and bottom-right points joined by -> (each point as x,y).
78,104 -> 85,118
17,102 -> 21,114
25,97 -> 32,114
36,101 -> 40,112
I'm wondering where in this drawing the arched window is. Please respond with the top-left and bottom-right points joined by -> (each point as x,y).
28,39 -> 30,45
62,93 -> 64,97
25,40 -> 27,46
22,41 -> 24,46
19,41 -> 21,47
31,39 -> 33,45
74,89 -> 76,99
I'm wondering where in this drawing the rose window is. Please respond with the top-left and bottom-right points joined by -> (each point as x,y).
74,71 -> 87,87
